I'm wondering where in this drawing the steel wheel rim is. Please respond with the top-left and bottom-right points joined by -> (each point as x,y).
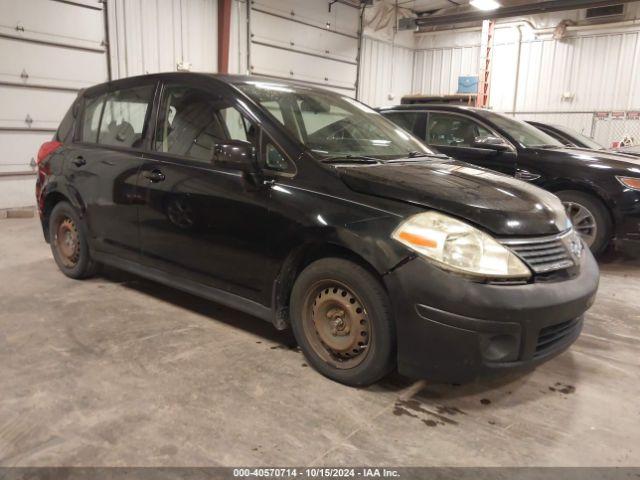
301,280 -> 371,369
563,201 -> 597,247
55,216 -> 80,268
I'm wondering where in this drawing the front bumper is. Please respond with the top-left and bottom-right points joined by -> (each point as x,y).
614,189 -> 640,244
384,250 -> 599,383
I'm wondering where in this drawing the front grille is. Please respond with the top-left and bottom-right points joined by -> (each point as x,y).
500,231 -> 577,274
535,317 -> 582,357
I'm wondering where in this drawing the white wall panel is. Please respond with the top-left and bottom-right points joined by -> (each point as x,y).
0,36 -> 107,90
248,0 -> 359,94
358,36 -> 414,107
229,0 -> 248,74
107,0 -> 218,79
413,45 -> 480,98
0,0 -> 105,51
0,86 -> 77,131
0,0 -> 109,209
251,43 -> 357,92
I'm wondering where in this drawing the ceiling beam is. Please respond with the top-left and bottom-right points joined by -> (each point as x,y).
399,0 -> 637,28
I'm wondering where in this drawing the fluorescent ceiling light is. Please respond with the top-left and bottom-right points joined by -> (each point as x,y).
470,0 -> 501,10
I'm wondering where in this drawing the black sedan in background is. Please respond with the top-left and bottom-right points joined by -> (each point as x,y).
526,121 -> 606,151
379,104 -> 640,254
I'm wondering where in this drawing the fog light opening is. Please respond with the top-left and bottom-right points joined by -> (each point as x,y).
483,334 -> 518,362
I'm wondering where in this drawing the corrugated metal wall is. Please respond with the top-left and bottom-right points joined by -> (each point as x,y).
411,25 -> 640,146
358,36 -> 415,107
107,0 -> 218,79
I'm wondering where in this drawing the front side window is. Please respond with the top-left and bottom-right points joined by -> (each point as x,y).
155,85 -> 257,163
427,112 -> 493,147
236,81 -> 434,159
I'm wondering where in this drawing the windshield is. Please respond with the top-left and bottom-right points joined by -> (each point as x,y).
481,111 -> 563,148
555,125 -> 604,150
236,81 -> 435,159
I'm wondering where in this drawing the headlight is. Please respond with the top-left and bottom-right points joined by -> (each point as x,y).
392,211 -> 531,279
616,176 -> 640,191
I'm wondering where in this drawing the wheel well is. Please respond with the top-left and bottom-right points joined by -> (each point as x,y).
271,242 -> 385,330
41,192 -> 70,239
547,183 -> 615,231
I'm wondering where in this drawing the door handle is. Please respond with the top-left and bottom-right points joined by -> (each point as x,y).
72,156 -> 86,167
515,169 -> 541,182
142,169 -> 166,182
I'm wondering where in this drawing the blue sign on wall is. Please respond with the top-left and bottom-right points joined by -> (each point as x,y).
458,76 -> 479,94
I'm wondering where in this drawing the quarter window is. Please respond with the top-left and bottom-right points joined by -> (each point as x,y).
428,112 -> 493,147
155,85 -> 257,163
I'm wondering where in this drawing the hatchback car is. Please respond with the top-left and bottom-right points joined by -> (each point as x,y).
37,73 -> 599,386
379,104 -> 640,254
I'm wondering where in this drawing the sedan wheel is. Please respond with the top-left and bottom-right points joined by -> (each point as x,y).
563,201 -> 597,248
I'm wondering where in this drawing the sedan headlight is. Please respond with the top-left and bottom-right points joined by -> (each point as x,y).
392,211 -> 531,279
616,176 -> 640,191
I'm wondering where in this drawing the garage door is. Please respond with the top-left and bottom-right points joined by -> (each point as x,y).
0,0 -> 109,209
249,0 -> 360,96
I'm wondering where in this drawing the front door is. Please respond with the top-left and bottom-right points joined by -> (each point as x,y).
426,111 -> 517,176
137,82 -> 273,304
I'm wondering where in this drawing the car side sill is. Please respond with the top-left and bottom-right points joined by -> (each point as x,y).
93,252 -> 273,323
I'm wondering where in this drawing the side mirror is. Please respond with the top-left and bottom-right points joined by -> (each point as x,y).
472,135 -> 511,152
212,140 -> 257,172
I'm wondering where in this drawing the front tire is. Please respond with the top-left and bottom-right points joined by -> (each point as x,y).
49,201 -> 99,279
556,190 -> 611,255
290,258 -> 395,387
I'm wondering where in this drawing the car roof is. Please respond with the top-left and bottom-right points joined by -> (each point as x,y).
377,104 -> 487,115
82,72 -> 341,96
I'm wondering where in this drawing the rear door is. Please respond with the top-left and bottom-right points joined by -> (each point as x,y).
426,111 -> 518,175
68,81 -> 156,260
136,80 -> 274,304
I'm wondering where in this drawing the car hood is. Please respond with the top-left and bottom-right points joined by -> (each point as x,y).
336,159 -> 570,236
532,146 -> 640,170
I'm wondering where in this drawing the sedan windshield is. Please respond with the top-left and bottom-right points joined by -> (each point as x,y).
481,111 -> 564,149
236,80 -> 435,159
555,125 -> 605,150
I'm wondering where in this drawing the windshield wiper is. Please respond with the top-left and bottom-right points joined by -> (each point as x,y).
320,155 -> 381,164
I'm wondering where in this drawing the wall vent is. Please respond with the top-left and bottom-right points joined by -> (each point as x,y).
585,4 -> 625,19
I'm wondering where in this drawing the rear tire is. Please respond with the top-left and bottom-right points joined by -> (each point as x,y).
290,258 -> 395,387
49,201 -> 99,279
556,190 -> 611,256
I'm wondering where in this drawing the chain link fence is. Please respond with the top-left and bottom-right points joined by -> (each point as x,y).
512,111 -> 640,149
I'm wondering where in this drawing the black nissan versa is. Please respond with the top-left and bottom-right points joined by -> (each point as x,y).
36,73 -> 599,386
379,104 -> 640,254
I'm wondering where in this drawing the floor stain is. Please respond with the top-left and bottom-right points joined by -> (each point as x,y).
480,398 -> 491,405
393,399 -> 459,427
549,382 -> 575,394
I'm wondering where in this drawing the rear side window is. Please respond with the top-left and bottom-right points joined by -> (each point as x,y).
81,84 -> 154,149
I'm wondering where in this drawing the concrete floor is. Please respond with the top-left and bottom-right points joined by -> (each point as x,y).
0,217 -> 639,467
